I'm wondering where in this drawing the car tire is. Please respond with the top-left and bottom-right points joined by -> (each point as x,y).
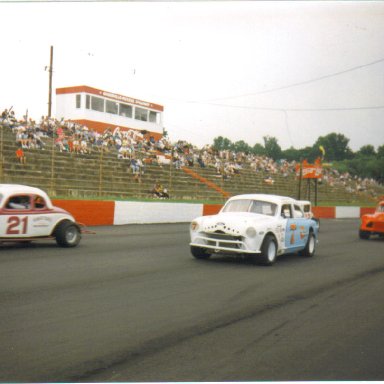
258,235 -> 277,266
300,231 -> 316,257
359,230 -> 370,240
54,221 -> 81,248
190,246 -> 211,259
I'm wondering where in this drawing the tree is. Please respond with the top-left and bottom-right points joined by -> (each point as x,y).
263,136 -> 282,160
357,145 -> 376,157
212,136 -> 232,151
378,145 -> 384,159
313,133 -> 353,161
252,143 -> 265,156
232,140 -> 251,153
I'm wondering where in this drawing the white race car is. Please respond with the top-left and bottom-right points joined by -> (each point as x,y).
0,184 -> 82,247
190,194 -> 319,265
297,200 -> 320,231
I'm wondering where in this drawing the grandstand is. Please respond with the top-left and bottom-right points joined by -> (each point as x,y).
0,119 -> 382,205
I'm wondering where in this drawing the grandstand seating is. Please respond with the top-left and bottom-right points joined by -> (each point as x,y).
0,125 -> 382,205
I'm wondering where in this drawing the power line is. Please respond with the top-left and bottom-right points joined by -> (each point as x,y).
202,57 -> 384,102
194,102 -> 384,112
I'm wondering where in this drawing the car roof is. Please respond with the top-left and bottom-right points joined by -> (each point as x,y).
228,194 -> 297,205
0,184 -> 51,204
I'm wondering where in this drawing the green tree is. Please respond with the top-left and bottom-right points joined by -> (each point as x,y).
357,145 -> 376,157
377,145 -> 384,158
313,133 -> 353,161
231,140 -> 251,153
252,143 -> 265,156
212,136 -> 232,151
263,136 -> 282,160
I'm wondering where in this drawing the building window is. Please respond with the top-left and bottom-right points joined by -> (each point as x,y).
149,111 -> 158,123
76,94 -> 81,109
135,107 -> 148,121
119,103 -> 132,118
106,100 -> 118,115
91,96 -> 104,112
86,95 -> 90,109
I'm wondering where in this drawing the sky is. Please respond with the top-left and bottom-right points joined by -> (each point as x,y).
1,0 -> 384,151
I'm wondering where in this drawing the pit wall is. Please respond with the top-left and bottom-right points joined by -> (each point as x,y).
52,200 -> 376,226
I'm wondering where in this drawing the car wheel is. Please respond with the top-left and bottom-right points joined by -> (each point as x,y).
259,235 -> 277,266
300,231 -> 316,257
359,230 -> 370,240
55,221 -> 81,247
190,246 -> 211,259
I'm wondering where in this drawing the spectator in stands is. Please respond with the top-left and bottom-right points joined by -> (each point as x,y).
130,157 -> 140,174
197,155 -> 205,168
151,182 -> 169,198
16,143 -> 26,164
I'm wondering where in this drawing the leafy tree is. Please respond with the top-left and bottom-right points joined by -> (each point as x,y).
377,145 -> 384,158
212,136 -> 232,151
252,143 -> 265,156
313,133 -> 353,161
231,140 -> 251,154
263,136 -> 282,160
357,145 -> 376,157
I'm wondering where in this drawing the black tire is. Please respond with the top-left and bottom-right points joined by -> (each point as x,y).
300,231 -> 316,257
258,235 -> 277,266
359,230 -> 370,240
54,221 -> 81,248
190,246 -> 211,259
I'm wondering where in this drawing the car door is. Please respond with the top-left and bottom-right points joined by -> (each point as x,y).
283,203 -> 308,252
0,194 -> 32,238
0,194 -> 53,238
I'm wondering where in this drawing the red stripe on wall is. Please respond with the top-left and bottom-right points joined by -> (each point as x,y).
52,200 -> 115,226
203,204 -> 223,216
312,206 -> 335,219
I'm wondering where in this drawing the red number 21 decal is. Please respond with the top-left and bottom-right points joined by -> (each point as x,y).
6,216 -> 28,235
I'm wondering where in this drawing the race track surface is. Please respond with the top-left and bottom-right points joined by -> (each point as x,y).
1,219 -> 383,382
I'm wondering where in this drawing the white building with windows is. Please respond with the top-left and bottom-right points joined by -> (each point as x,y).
55,85 -> 164,139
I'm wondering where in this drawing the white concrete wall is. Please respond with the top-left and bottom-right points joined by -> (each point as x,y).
335,206 -> 361,218
113,201 -> 204,225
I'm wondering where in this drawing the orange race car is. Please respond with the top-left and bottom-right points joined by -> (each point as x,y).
359,201 -> 384,239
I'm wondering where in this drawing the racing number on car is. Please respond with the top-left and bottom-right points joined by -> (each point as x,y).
6,216 -> 28,235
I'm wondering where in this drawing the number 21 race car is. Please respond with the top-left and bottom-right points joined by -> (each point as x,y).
0,184 -> 82,247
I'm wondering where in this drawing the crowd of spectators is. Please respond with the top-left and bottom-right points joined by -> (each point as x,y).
1,107 -> 382,199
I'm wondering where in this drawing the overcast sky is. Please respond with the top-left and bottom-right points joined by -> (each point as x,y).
1,1 -> 383,151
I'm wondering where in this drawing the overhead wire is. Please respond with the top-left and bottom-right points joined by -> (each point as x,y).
202,57 -> 384,102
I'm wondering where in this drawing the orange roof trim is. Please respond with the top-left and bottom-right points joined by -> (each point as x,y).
56,85 -> 164,112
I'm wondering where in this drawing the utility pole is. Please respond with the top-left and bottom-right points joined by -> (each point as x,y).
48,46 -> 53,118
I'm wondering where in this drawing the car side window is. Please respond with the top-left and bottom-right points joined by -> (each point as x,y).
294,204 -> 304,218
281,204 -> 292,218
34,195 -> 46,209
6,195 -> 31,210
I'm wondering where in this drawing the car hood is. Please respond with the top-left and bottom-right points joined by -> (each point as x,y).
198,212 -> 276,233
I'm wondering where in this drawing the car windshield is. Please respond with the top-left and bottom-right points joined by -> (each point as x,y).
222,199 -> 277,216
377,205 -> 384,213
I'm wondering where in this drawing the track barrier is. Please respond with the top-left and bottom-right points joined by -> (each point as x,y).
52,200 -> 376,226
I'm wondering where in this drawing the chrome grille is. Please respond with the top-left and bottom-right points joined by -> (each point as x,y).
203,231 -> 243,249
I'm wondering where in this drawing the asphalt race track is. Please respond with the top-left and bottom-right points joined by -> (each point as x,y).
1,219 -> 384,382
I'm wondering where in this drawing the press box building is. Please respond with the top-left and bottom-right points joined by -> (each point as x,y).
55,85 -> 164,140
